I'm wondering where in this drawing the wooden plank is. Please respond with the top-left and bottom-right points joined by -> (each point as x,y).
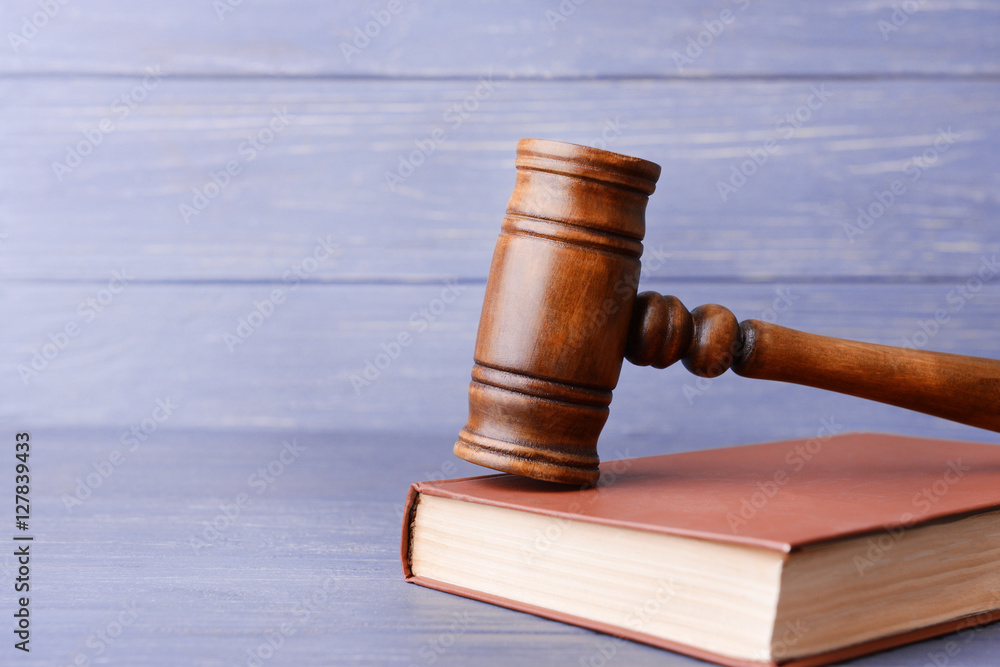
2,1 -> 999,77
10,427 -> 1000,665
3,282 -> 998,445
1,78 -> 998,281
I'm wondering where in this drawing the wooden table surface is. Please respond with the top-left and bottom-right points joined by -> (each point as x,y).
2,1 -> 999,664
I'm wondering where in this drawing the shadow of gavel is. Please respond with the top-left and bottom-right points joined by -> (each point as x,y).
454,138 -> 1000,485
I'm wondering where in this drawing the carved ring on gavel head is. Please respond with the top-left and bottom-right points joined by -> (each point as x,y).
454,138 -> 1000,486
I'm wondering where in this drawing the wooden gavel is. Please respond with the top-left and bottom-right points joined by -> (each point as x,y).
454,138 -> 1000,485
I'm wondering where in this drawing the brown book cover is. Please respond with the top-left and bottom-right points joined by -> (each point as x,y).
401,432 -> 1000,666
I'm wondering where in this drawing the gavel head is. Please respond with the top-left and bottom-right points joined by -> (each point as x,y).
454,138 -> 662,485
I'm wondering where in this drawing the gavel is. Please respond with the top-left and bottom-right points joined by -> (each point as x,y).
454,138 -> 1000,485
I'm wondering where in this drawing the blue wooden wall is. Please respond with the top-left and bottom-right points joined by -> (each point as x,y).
2,1 -> 999,665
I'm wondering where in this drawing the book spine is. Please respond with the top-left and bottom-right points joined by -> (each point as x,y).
399,483 -> 422,580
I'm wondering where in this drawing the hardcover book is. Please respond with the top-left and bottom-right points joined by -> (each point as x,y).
401,433 -> 1000,666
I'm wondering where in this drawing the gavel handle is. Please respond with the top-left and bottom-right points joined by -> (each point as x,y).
627,292 -> 1000,432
